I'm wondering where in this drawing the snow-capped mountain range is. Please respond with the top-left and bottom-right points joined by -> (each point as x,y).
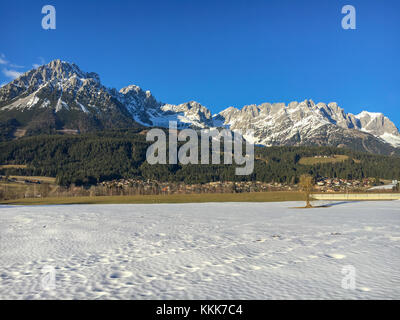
1,60 -> 399,154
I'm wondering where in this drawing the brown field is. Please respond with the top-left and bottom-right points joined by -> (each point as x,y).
13,129 -> 26,138
8,176 -> 56,183
0,181 -> 29,192
0,164 -> 28,169
0,175 -> 56,199
0,191 -> 305,205
298,154 -> 349,165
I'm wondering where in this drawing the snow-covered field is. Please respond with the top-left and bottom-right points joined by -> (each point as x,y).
0,201 -> 399,299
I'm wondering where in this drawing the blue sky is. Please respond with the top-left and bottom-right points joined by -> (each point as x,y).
1,0 -> 399,126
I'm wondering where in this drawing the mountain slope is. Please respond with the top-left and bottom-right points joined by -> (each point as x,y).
0,60 -> 139,134
214,100 -> 400,153
0,59 -> 399,155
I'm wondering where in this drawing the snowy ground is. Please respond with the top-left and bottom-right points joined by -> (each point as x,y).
0,201 -> 399,299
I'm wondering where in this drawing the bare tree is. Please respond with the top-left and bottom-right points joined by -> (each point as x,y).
299,174 -> 314,208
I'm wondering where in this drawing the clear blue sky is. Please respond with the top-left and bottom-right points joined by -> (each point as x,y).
1,0 -> 399,127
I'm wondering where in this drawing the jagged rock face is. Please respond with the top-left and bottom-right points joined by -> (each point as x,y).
355,111 -> 400,136
0,60 -> 137,133
214,99 -> 400,150
118,85 -> 162,126
0,60 -> 100,102
0,60 -> 216,133
160,101 -> 214,128
0,59 -> 399,154
317,102 -> 358,129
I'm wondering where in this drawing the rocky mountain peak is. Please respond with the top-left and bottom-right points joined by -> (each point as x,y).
119,84 -> 143,95
0,60 -> 399,153
0,59 -> 102,102
35,59 -> 100,83
356,111 -> 400,137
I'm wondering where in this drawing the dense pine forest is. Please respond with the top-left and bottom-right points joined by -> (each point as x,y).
0,128 -> 399,186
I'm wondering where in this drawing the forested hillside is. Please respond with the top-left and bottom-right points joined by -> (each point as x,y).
0,129 -> 399,186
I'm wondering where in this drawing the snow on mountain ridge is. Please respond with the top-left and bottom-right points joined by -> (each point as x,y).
212,99 -> 400,147
355,111 -> 383,119
0,59 -> 399,150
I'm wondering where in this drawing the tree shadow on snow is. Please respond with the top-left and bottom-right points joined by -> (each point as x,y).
291,201 -> 361,209
313,201 -> 361,208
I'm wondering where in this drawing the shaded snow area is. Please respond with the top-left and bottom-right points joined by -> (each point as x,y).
0,201 -> 399,299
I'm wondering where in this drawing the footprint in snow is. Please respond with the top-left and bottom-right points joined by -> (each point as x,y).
326,253 -> 346,259
109,271 -> 132,279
